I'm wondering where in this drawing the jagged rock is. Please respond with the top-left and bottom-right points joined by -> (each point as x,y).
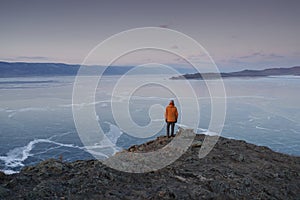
0,171 -> 6,180
0,129 -> 299,199
174,175 -> 187,182
22,159 -> 67,177
191,141 -> 202,148
0,186 -> 10,198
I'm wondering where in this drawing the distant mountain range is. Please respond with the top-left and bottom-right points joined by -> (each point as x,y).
0,61 -> 193,77
0,61 -> 133,77
1,61 -> 300,79
171,66 -> 300,80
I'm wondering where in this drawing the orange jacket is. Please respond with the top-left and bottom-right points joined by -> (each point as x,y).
165,102 -> 178,122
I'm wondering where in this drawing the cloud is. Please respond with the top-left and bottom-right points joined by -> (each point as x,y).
226,52 -> 286,67
170,45 -> 179,49
15,56 -> 51,60
238,52 -> 285,59
170,53 -> 211,65
292,52 -> 300,56
218,51 -> 299,72
1,56 -> 52,62
158,24 -> 169,28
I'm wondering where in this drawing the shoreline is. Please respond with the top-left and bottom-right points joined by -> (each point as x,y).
1,125 -> 299,175
0,128 -> 299,199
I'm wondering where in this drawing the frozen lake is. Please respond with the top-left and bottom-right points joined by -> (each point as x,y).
0,75 -> 299,174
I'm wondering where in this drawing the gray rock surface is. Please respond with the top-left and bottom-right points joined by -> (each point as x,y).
0,129 -> 299,199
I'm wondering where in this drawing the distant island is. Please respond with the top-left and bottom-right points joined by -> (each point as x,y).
171,66 -> 300,80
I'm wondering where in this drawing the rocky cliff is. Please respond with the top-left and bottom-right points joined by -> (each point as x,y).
0,129 -> 299,199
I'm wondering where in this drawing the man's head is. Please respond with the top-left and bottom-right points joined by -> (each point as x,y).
169,100 -> 174,105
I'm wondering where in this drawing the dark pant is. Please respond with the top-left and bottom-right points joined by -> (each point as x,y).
166,122 -> 175,137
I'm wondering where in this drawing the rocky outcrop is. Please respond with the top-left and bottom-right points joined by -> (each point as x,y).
0,129 -> 299,199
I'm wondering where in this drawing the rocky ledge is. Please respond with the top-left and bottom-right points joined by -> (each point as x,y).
0,129 -> 299,199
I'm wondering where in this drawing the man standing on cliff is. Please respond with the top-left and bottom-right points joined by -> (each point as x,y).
165,100 -> 178,137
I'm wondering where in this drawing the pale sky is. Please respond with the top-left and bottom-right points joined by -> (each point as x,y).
0,0 -> 299,71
